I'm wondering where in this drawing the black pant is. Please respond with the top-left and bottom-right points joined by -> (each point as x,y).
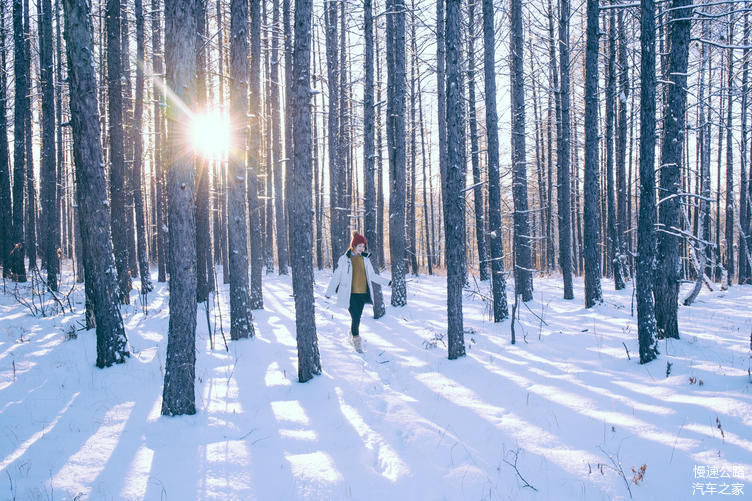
348,293 -> 370,336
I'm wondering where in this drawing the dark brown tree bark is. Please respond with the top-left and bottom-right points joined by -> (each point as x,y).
271,0 -> 289,275
107,0 -> 132,302
228,0 -> 254,339
482,0 -> 509,321
557,0 -> 573,299
616,10 -> 629,285
654,0 -> 692,339
161,0 -> 198,416
725,16 -> 735,287
10,0 -> 27,281
62,0 -> 129,367
40,0 -> 58,290
387,0 -> 407,306
467,0 -> 487,282
133,0 -> 153,295
153,0 -> 168,283
606,9 -> 624,291
583,0 -> 602,308
195,0 -> 210,302
637,0 -> 659,364
0,0 -> 12,278
445,0 -> 465,358
364,0 -> 386,318
248,0 -> 264,309
290,0 -> 320,383
509,0 -> 533,302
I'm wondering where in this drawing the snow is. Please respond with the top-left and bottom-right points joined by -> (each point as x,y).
1,269 -> 751,500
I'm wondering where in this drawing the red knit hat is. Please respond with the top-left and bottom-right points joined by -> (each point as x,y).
350,232 -> 367,249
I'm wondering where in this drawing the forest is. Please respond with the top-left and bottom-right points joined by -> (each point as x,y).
0,0 -> 751,498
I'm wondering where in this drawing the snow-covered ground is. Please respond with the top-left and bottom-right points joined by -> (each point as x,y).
0,267 -> 750,500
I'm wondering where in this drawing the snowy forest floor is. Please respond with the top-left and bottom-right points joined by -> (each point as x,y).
0,266 -> 751,500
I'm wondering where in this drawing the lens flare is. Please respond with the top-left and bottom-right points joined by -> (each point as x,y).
190,110 -> 230,159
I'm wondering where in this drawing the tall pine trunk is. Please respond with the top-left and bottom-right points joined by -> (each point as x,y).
583,0 -> 603,307
195,0 -> 210,302
133,0 -> 152,295
11,0 -> 27,282
509,0 -> 533,302
271,0 -> 289,275
247,0 -> 264,309
606,9 -> 624,290
637,0 -> 659,364
0,0 -> 10,278
482,0 -> 509,321
62,0 -> 129,367
725,16 -> 735,287
107,0 -> 132,303
654,0 -> 692,339
467,0 -> 487,282
228,0 -> 254,339
557,0 -> 573,299
616,10 -> 629,286
162,0 -> 198,416
445,0 -> 465,358
387,0 -> 407,306
40,0 -> 58,290
363,0 -> 386,318
290,0 -> 320,382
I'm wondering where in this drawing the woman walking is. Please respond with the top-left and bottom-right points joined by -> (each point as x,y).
325,232 -> 391,352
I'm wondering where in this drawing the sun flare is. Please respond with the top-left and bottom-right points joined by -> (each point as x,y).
190,110 -> 231,159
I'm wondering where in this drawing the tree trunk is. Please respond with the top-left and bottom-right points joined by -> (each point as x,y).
725,17 -> 735,287
194,0 -> 210,302
510,0 -> 533,302
290,0 -> 320,383
228,0 -> 254,339
153,0 -> 168,283
271,0 -> 289,275
11,0 -> 27,282
161,0 -> 198,416
363,0 -> 386,318
107,0 -> 132,303
583,0 -> 603,308
325,0 -> 341,266
616,10 -> 629,286
62,0 -> 130,367
557,0 -> 573,299
23,0 -> 35,271
40,0 -> 58,290
247,0 -> 264,309
654,0 -> 692,339
387,0 -> 407,306
467,0 -> 487,282
482,0 -> 509,321
133,0 -> 152,296
407,7 -> 418,276
0,0 -> 12,278
606,9 -> 624,291
445,0 -> 465,358
376,28 -> 385,271
740,7 -> 751,284
637,0 -> 659,364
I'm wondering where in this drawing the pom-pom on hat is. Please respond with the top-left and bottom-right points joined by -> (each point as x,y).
350,231 -> 368,250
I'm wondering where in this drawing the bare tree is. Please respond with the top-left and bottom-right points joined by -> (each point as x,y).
387,0 -> 407,306
290,0 -> 320,383
228,0 -> 254,339
445,0 -> 465,359
654,0 -> 692,339
557,0 -> 573,299
483,0 -> 508,321
637,0 -> 659,364
161,0 -> 198,416
62,0 -> 129,367
583,0 -> 602,307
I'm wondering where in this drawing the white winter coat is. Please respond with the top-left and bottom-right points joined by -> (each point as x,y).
325,251 -> 390,308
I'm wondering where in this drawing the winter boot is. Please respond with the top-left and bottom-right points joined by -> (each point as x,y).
351,334 -> 364,353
